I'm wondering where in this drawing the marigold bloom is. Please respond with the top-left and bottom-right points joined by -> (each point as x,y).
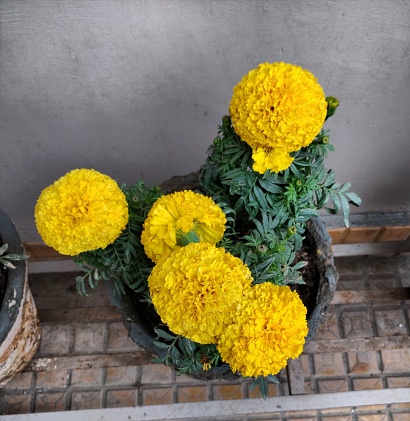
141,190 -> 226,263
229,62 -> 327,173
35,169 -> 128,256
148,243 -> 253,344
252,147 -> 294,174
217,283 -> 308,377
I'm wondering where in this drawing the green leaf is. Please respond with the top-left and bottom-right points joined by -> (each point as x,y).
266,374 -> 280,384
345,192 -> 362,207
339,193 -> 351,228
152,339 -> 170,349
182,337 -> 196,357
259,376 -> 268,400
170,346 -> 181,365
0,244 -> 8,255
154,328 -> 176,341
258,179 -> 282,194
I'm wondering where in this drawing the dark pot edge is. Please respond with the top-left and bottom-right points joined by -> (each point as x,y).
0,209 -> 26,344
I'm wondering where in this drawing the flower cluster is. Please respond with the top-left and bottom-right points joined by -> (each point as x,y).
229,62 -> 327,173
35,169 -> 128,256
218,283 -> 308,377
148,242 -> 252,344
141,190 -> 226,263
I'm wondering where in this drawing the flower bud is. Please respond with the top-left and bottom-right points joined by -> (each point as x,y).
257,244 -> 267,253
287,226 -> 297,236
322,135 -> 330,144
325,96 -> 339,120
222,115 -> 231,126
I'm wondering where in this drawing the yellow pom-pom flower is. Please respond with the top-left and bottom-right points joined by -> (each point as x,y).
252,147 -> 294,174
35,169 -> 128,256
229,62 -> 327,173
217,283 -> 308,377
148,243 -> 253,344
141,190 -> 226,263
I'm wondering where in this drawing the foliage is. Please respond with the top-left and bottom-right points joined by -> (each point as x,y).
73,182 -> 162,297
0,243 -> 28,270
199,116 -> 361,255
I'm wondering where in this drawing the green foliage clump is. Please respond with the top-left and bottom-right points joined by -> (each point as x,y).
74,182 -> 162,297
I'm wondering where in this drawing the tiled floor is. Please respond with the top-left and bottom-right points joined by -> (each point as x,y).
1,255 -> 410,419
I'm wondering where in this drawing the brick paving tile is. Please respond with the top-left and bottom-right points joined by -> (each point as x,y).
35,392 -> 66,412
356,415 -> 389,421
141,387 -> 174,405
366,276 -> 399,290
347,351 -> 380,375
246,382 -> 280,399
140,364 -> 174,384
342,310 -> 373,338
352,377 -> 383,391
392,414 -> 410,421
387,376 -> 410,388
381,349 -> 410,373
317,378 -> 349,393
39,324 -> 72,355
0,393 -> 32,415
71,391 -> 102,410
282,410 -> 317,419
391,403 -> 410,410
35,370 -> 68,389
355,404 -> 388,412
313,312 -> 341,340
107,322 -> 143,352
106,389 -> 138,408
320,407 -> 352,415
1,372 -> 33,390
334,257 -> 367,277
74,323 -> 106,353
212,383 -> 245,400
70,368 -> 103,386
337,275 -> 367,291
299,354 -> 312,377
176,385 -> 209,402
105,366 -> 139,386
313,352 -> 346,376
374,309 -> 408,336
321,416 -> 352,421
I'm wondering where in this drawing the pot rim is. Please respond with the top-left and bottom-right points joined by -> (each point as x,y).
0,208 -> 27,345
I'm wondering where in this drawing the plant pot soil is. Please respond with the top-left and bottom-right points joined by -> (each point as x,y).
114,173 -> 338,381
0,209 -> 41,387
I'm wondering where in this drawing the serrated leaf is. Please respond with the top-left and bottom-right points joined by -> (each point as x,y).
154,328 -> 176,341
182,337 -> 196,357
170,346 -> 181,365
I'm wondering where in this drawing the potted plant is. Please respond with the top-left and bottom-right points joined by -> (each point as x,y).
0,209 -> 41,387
34,62 -> 360,397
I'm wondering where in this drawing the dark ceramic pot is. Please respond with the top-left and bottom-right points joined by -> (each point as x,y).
0,209 -> 41,386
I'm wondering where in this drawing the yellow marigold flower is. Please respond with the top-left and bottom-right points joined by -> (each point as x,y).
148,243 -> 253,344
252,147 -> 294,174
141,190 -> 226,263
35,169 -> 128,256
217,283 -> 308,378
229,62 -> 327,171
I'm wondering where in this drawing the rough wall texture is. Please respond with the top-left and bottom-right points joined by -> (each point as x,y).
1,0 -> 410,240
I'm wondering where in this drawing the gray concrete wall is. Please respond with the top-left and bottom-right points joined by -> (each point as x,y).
1,0 -> 410,240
